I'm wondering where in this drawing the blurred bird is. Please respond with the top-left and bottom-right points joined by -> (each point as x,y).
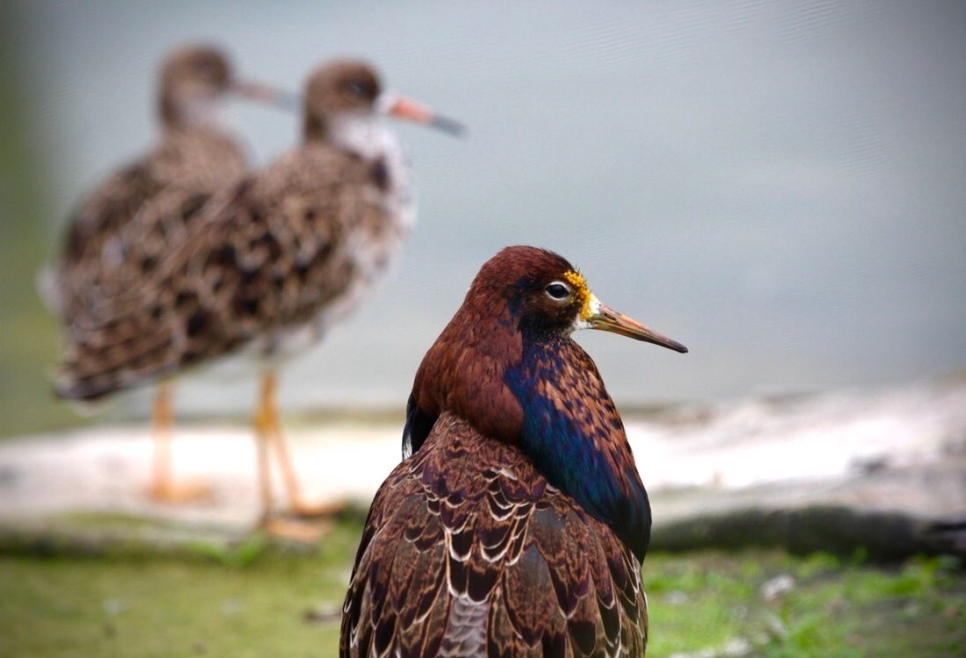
341,246 -> 687,656
50,44 -> 292,503
55,59 -> 462,534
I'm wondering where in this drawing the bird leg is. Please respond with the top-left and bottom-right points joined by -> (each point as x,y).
147,379 -> 210,503
253,371 -> 341,542
253,372 -> 278,521
265,371 -> 307,510
260,371 -> 343,517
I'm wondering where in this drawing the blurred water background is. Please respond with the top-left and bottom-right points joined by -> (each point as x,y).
1,1 -> 964,437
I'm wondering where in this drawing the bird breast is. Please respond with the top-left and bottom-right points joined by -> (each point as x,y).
330,115 -> 416,230
254,131 -> 415,359
342,412 -> 648,656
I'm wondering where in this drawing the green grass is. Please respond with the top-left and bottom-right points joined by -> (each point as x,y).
644,551 -> 965,657
0,522 -> 363,658
1,517 -> 963,657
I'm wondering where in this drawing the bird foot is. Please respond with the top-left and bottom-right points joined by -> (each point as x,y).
259,516 -> 332,544
146,480 -> 214,504
288,498 -> 347,520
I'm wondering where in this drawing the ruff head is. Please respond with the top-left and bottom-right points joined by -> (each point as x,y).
472,246 -> 688,350
405,245 -> 687,560
409,246 -> 688,445
301,59 -> 464,142
159,44 -> 292,128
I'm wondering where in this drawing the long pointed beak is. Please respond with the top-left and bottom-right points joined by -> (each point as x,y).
231,80 -> 301,111
378,94 -> 465,136
587,301 -> 689,353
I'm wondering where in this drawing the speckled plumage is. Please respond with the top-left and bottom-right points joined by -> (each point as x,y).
56,59 -> 458,400
342,246 -> 687,657
54,59 -> 460,524
57,141 -> 402,397
49,45 -> 290,504
55,45 -> 261,329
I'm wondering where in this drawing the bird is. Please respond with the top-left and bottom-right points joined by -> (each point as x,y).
50,44 -> 293,504
341,246 -> 688,657
55,59 -> 463,533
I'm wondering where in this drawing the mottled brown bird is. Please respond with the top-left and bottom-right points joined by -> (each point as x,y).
341,246 -> 687,656
52,44 -> 291,503
55,59 -> 462,530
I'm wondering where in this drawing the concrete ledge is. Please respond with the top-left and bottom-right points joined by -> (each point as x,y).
2,375 -> 964,561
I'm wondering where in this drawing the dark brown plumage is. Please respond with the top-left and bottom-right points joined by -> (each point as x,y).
342,246 -> 687,657
55,59 -> 461,524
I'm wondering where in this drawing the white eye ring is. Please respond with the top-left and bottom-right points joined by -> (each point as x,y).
544,281 -> 571,301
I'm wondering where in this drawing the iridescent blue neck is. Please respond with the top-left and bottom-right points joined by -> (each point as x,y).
504,335 -> 651,561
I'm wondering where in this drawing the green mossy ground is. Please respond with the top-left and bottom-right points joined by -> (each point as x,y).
1,515 -> 963,658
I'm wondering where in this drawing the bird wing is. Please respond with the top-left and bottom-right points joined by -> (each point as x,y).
60,162 -> 162,269
342,412 -> 648,658
56,128 -> 247,321
56,160 -> 165,315
402,392 -> 437,458
55,146 -> 383,400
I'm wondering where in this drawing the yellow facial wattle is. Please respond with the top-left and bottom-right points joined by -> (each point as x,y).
563,269 -> 593,320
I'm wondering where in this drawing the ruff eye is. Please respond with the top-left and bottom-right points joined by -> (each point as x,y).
544,282 -> 571,301
194,60 -> 217,79
346,80 -> 368,97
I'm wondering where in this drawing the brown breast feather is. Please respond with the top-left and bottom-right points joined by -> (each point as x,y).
341,412 -> 648,658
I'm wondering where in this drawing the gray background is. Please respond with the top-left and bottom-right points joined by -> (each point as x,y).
2,0 -> 964,427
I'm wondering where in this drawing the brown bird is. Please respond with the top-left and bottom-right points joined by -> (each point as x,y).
55,59 -> 462,533
51,44 -> 291,503
341,246 -> 687,656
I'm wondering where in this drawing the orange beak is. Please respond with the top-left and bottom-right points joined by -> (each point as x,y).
380,94 -> 465,136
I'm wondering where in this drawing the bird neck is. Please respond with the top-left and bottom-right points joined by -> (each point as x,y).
303,112 -> 413,222
304,113 -> 398,158
504,336 -> 652,561
161,94 -> 223,132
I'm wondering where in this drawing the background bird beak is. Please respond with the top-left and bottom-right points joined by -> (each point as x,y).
378,94 -> 465,136
588,302 -> 689,353
231,80 -> 301,111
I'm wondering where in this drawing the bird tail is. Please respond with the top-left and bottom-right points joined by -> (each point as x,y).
35,262 -> 64,315
54,305 -> 179,401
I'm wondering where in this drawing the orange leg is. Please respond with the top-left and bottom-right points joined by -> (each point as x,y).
149,379 -> 174,498
260,371 -> 308,512
253,371 -> 340,541
253,372 -> 277,520
148,379 -> 210,503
